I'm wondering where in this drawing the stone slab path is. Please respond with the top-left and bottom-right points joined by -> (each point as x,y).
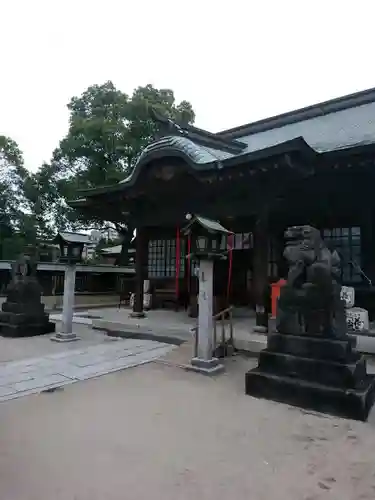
0,338 -> 175,402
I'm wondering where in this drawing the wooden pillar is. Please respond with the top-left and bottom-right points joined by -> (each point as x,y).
361,208 -> 375,285
131,227 -> 148,318
253,213 -> 269,332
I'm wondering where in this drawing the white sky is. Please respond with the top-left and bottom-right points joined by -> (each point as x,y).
1,0 -> 374,171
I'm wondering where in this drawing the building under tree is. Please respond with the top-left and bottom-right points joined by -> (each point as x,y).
70,87 -> 375,328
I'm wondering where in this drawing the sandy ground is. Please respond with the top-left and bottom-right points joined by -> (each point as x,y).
1,355 -> 375,500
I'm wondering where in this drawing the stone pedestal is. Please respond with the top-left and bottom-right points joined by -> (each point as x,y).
191,259 -> 224,375
51,265 -> 79,342
246,333 -> 375,421
0,258 -> 55,338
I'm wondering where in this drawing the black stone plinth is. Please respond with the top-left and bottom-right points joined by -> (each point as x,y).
0,283 -> 56,338
245,333 -> 375,421
0,319 -> 56,338
0,255 -> 56,338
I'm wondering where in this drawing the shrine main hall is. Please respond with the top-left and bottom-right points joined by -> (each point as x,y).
71,87 -> 375,328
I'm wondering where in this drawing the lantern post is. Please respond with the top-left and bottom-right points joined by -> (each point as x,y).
182,214 -> 232,374
50,232 -> 86,342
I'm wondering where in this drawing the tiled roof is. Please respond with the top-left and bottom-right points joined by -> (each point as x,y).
100,245 -> 135,255
130,91 -> 375,178
137,135 -> 231,164
195,215 -> 233,234
119,136 -> 233,184
236,101 -> 375,155
71,87 -> 375,201
58,232 -> 91,244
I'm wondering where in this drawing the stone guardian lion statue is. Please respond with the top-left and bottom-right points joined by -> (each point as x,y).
276,225 -> 346,337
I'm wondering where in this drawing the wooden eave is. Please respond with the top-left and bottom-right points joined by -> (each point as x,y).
70,137 -> 317,201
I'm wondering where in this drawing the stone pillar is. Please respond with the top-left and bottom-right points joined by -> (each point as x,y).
51,264 -> 79,342
130,227 -> 147,318
191,259 -> 224,374
253,213 -> 269,333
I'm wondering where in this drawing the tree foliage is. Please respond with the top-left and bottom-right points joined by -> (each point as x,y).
0,82 -> 195,260
36,82 -> 195,232
0,136 -> 42,258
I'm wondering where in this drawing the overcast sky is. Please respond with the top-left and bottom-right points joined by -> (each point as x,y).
1,0 -> 374,171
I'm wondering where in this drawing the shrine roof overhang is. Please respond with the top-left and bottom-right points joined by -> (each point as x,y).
70,136 -> 318,204
68,137 -> 375,216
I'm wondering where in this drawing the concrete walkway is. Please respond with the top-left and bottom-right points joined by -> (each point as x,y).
51,307 -> 375,355
0,337 -> 175,402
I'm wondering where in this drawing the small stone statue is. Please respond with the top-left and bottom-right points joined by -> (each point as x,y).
277,225 -> 346,337
0,254 -> 55,337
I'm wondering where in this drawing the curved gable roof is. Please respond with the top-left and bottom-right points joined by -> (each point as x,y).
119,135 -> 233,184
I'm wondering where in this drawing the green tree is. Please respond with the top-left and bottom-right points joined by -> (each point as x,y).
0,136 -> 38,258
33,82 -> 195,261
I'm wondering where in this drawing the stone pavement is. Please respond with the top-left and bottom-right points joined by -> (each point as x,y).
0,338 -> 175,402
51,307 -> 375,355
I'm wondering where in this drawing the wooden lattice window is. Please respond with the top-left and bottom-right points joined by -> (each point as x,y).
148,239 -> 185,278
322,227 -> 362,283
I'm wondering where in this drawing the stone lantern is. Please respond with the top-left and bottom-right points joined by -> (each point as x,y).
50,232 -> 88,342
54,232 -> 86,264
182,214 -> 232,374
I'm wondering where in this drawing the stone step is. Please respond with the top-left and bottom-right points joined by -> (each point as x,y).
267,333 -> 355,361
245,368 -> 375,421
0,312 -> 50,325
0,321 -> 55,338
1,302 -> 45,314
258,349 -> 365,388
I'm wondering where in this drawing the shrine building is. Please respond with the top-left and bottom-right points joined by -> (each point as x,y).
70,87 -> 375,326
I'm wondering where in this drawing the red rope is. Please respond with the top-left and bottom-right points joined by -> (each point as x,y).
187,234 -> 191,293
227,234 -> 234,305
175,227 -> 181,299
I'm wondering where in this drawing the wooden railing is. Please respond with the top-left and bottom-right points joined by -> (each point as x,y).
193,306 -> 235,358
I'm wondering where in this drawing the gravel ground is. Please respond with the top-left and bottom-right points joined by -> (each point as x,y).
1,355 -> 375,500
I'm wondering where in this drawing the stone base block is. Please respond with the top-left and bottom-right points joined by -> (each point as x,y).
50,332 -> 80,343
129,311 -> 146,319
245,369 -> 375,421
253,325 -> 268,334
267,333 -> 356,361
0,321 -> 55,338
1,302 -> 45,314
246,331 -> 375,420
187,357 -> 225,375
258,350 -> 365,388
0,311 -> 50,325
